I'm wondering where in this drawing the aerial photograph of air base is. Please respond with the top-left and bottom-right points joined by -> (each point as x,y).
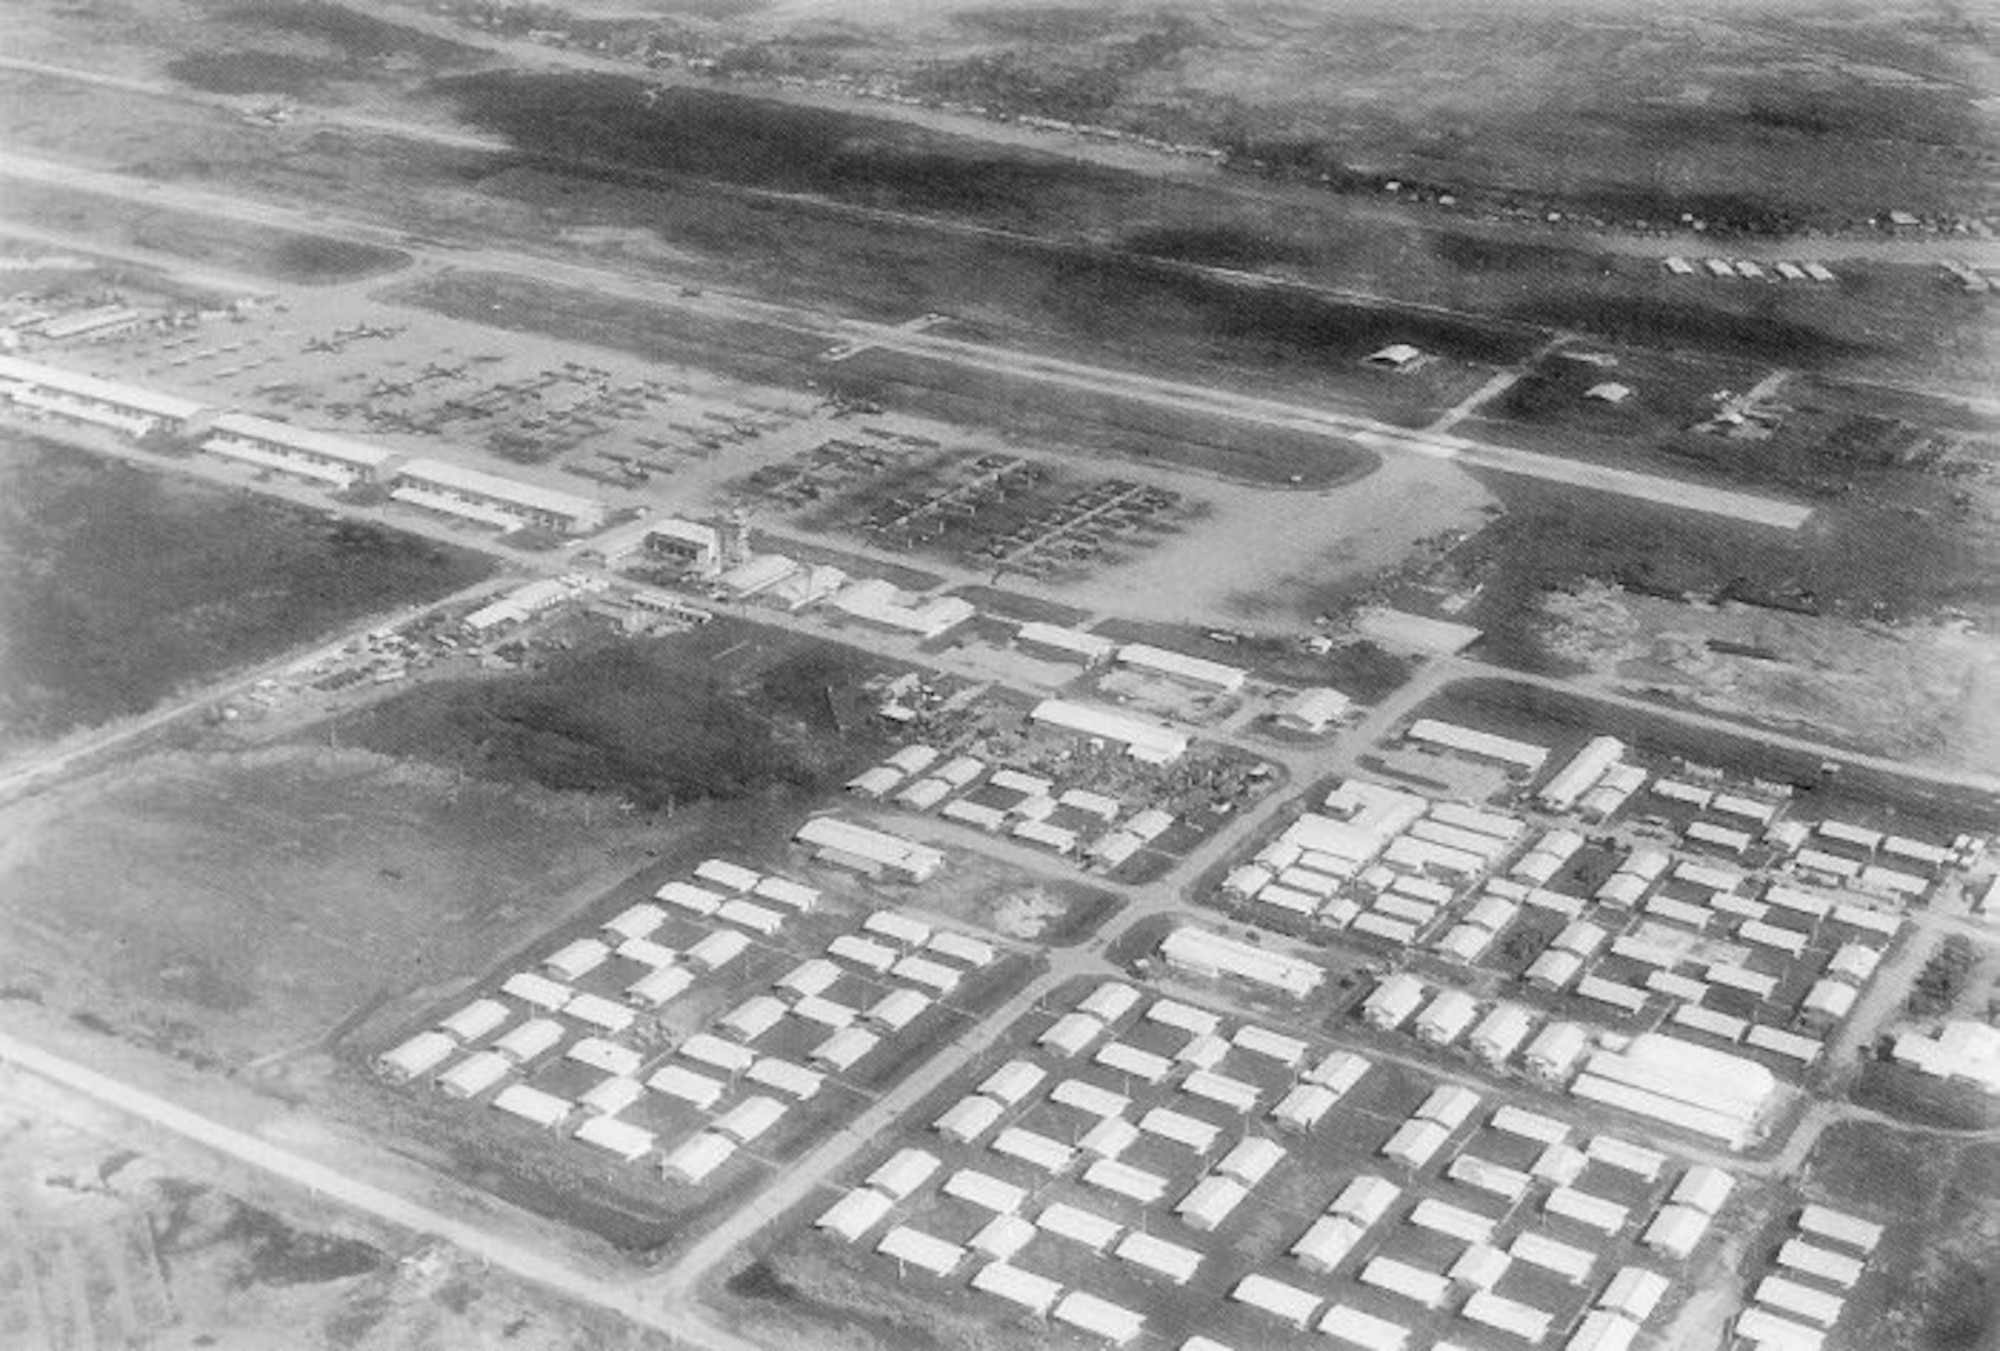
0,1 -> 1992,1349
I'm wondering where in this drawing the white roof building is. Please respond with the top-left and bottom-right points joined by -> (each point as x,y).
713,1096 -> 787,1145
1114,1230 -> 1201,1284
660,1132 -> 735,1184
1470,1004 -> 1534,1063
493,1018 -> 565,1064
1598,1266 -> 1671,1321
1052,1292 -> 1144,1346
1539,737 -> 1626,811
746,1057 -> 824,1101
1406,718 -> 1549,771
970,1261 -> 1061,1316
1331,1175 -> 1401,1225
1359,1255 -> 1450,1308
943,1168 -> 1026,1215
1280,686 -> 1352,732
1161,926 -> 1320,998
1449,1156 -> 1531,1201
205,412 -> 396,484
831,580 -> 975,639
1180,1069 -> 1260,1114
1040,1012 -> 1108,1057
810,1025 -> 880,1071
1232,1273 -> 1321,1327
394,457 -> 605,534
1382,1118 -> 1451,1168
492,1084 -> 571,1129
1416,1084 -> 1481,1130
1363,973 -> 1426,1029
627,964 -> 695,1008
867,1147 -> 942,1201
934,1094 -> 1004,1143
817,1187 -> 895,1242
968,1215 -> 1036,1263
1516,1226 -> 1602,1279
1017,621 -> 1117,664
1175,1175 -> 1248,1232
675,1035 -> 750,1074
874,1225 -> 964,1278
1735,1307 -> 1828,1351
1079,982 -> 1142,1024
795,816 -> 944,882
379,1031 -> 456,1080
1414,990 -> 1479,1046
993,1127 -> 1077,1176
1098,1041 -> 1173,1084
1272,1083 -> 1339,1132
1083,1159 -> 1168,1205
979,1060 -> 1047,1106
1048,1079 -> 1128,1119
1116,642 -> 1247,692
1797,1204 -> 1884,1253
1640,1204 -> 1711,1259
1567,1311 -> 1641,1351
1318,1303 -> 1410,1350
1524,1022 -> 1589,1079
648,1064 -> 724,1109
1031,698 -> 1190,763
1037,1200 -> 1120,1250
574,1113 -> 655,1161
1776,1239 -> 1865,1288
688,927 -> 752,971
1462,1292 -> 1552,1344
1292,1216 -> 1365,1274
1218,1137 -> 1286,1187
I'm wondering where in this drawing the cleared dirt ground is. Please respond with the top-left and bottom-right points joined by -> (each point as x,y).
0,1069 -> 664,1351
1539,584 -> 2000,771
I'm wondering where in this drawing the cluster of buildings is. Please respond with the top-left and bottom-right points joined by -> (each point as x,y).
794,816 -> 945,883
0,353 -> 202,439
0,355 -> 611,534
379,852 -> 999,1188
1663,257 -> 1837,284
883,981 -> 1738,1351
1735,1206 -> 1884,1351
846,743 -> 1179,868
460,574 -> 609,636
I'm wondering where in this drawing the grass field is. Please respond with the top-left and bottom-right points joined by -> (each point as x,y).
341,619 -> 901,813
0,179 -> 411,286
0,432 -> 491,757
1801,1120 -> 1999,1351
0,744 -> 661,1069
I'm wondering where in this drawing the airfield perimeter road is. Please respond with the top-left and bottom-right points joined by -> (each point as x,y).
0,144 -> 1817,530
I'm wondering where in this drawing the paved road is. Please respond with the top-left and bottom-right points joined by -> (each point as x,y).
0,1029 -> 760,1351
0,572 -> 505,806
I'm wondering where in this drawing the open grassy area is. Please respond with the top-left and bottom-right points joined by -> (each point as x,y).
0,433 -> 491,757
0,180 -> 411,285
341,619 -> 900,813
0,744 -> 660,1069
1802,1120 -> 2000,1351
